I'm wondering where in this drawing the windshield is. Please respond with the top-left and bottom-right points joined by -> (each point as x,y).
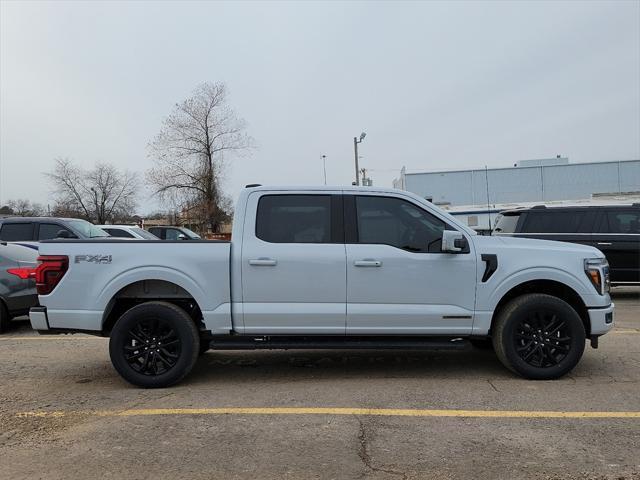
132,228 -> 160,240
493,213 -> 521,234
181,227 -> 201,239
68,219 -> 109,238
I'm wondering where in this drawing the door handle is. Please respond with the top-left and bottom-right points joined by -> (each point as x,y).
354,259 -> 382,267
597,242 -> 612,246
248,258 -> 277,266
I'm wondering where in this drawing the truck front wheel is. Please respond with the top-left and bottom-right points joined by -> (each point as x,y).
492,293 -> 586,380
109,301 -> 200,388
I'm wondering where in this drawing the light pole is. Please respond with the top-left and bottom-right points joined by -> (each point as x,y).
321,155 -> 327,185
353,132 -> 366,186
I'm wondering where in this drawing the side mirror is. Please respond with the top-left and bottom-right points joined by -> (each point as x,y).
177,233 -> 188,241
441,230 -> 467,253
56,230 -> 77,239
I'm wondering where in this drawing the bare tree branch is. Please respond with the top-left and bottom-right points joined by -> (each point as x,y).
45,158 -> 139,224
146,81 -> 254,234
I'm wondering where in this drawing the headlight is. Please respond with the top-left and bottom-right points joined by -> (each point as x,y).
584,258 -> 610,295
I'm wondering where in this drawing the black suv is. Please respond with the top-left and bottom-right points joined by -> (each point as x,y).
493,204 -> 640,285
0,217 -> 109,242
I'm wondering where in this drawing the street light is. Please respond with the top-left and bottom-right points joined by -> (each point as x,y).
353,132 -> 366,186
321,155 -> 327,185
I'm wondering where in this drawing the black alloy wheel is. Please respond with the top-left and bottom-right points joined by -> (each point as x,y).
492,293 -> 586,380
514,310 -> 572,368
109,301 -> 200,388
123,317 -> 181,376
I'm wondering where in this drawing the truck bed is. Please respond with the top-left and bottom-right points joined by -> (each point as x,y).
34,239 -> 232,334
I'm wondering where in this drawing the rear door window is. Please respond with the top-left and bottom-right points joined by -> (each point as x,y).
148,228 -> 165,239
522,210 -> 589,233
256,195 -> 333,243
38,223 -> 69,240
0,223 -> 34,241
601,210 -> 640,234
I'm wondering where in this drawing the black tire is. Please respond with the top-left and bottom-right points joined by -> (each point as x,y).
109,301 -> 200,388
492,293 -> 586,380
0,302 -> 10,334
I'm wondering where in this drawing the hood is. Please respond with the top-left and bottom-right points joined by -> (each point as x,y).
473,235 -> 604,258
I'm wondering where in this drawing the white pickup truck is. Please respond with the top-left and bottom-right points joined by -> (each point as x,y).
30,185 -> 614,387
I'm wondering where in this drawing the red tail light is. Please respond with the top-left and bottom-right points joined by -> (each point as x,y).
35,255 -> 69,295
7,267 -> 36,280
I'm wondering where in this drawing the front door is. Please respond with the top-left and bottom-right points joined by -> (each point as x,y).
345,194 -> 477,334
241,192 -> 346,334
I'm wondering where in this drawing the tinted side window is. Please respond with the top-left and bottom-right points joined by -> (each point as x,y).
38,223 -> 68,240
104,228 -> 134,238
165,229 -> 184,240
0,223 -> 34,241
256,195 -> 332,243
603,210 -> 640,234
355,196 -> 446,253
148,228 -> 164,239
523,211 -> 587,233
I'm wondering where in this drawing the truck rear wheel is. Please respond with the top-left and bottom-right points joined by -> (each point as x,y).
492,293 -> 585,380
109,301 -> 200,388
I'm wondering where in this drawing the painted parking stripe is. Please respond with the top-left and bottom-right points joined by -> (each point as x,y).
15,407 -> 640,419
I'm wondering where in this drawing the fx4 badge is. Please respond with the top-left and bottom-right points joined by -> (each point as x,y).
75,255 -> 112,264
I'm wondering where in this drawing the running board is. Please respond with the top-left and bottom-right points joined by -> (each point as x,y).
206,335 -> 469,351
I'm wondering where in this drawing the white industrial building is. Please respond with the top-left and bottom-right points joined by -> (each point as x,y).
393,158 -> 640,232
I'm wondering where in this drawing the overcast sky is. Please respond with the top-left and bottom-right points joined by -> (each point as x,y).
1,0 -> 639,213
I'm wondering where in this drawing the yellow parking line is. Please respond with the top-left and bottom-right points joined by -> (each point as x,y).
15,407 -> 640,419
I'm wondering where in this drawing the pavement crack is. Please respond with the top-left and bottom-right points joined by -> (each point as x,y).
356,416 -> 408,480
487,379 -> 500,392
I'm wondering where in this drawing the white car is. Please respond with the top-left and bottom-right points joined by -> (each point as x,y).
98,225 -> 159,240
31,185 -> 613,387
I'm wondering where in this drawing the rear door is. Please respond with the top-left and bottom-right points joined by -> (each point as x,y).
594,208 -> 640,283
240,191 -> 346,334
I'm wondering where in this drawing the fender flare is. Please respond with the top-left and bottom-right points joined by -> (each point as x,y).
96,266 -> 209,324
486,266 -> 590,312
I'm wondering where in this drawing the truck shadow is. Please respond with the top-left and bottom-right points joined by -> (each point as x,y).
184,348 -> 512,385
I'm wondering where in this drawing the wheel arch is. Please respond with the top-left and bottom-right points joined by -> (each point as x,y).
100,274 -> 206,335
489,279 -> 591,337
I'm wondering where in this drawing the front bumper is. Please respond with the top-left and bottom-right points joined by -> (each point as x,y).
588,302 -> 615,336
29,306 -> 50,331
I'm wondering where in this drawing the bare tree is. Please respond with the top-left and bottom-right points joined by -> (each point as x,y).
46,158 -> 139,224
147,82 -> 253,233
4,199 -> 45,216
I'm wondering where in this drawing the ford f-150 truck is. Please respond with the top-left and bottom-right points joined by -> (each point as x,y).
29,186 -> 614,387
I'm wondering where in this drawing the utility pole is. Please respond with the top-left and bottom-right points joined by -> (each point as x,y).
321,155 -> 327,185
353,132 -> 366,186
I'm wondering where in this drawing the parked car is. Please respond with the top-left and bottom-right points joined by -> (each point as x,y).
30,185 -> 614,387
147,226 -> 201,240
493,204 -> 640,285
98,225 -> 159,240
0,217 -> 109,243
1,242 -> 38,332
